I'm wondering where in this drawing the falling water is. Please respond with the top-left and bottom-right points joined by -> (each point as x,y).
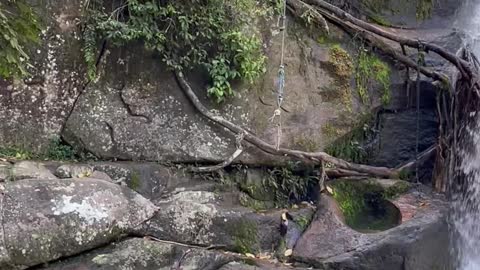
451,1 -> 480,269
451,117 -> 480,270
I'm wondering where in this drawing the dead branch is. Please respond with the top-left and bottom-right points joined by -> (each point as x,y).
286,0 -> 329,35
286,0 -> 451,86
300,0 -> 473,79
396,145 -> 437,172
175,71 -> 397,178
189,133 -> 245,173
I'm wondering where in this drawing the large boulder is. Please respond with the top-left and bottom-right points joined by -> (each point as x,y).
137,189 -> 315,254
61,19 -> 392,164
39,238 -> 234,270
0,178 -> 157,269
293,188 -> 450,270
10,161 -> 57,181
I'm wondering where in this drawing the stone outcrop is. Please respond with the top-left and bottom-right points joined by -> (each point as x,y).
39,238 -> 235,270
0,0 -> 86,152
0,178 -> 157,269
293,188 -> 450,270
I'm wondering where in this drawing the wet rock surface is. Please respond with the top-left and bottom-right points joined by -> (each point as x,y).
0,178 -> 157,269
294,186 -> 450,270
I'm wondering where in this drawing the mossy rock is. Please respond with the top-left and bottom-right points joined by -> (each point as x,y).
327,178 -> 409,232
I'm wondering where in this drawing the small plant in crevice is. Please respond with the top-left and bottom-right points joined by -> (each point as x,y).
355,49 -> 391,106
0,138 -> 96,161
45,138 -> 77,160
263,163 -> 318,207
324,113 -> 376,164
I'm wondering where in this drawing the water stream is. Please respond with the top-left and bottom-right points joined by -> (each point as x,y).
450,1 -> 480,269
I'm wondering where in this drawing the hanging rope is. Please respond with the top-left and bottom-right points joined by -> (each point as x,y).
270,0 -> 288,150
415,43 -> 425,183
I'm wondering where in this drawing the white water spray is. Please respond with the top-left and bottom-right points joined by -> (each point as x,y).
451,1 -> 480,269
451,115 -> 480,270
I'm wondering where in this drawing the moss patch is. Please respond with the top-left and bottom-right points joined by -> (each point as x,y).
355,50 -> 391,105
329,45 -> 354,79
293,134 -> 320,152
239,193 -> 274,211
128,171 -> 141,191
324,113 -> 374,163
233,220 -> 259,254
329,180 -> 406,232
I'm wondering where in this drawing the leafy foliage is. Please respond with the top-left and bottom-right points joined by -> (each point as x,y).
0,0 -> 41,79
0,138 -> 93,161
264,163 -> 317,206
84,0 -> 269,101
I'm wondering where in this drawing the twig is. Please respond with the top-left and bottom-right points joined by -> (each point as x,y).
189,133 -> 245,173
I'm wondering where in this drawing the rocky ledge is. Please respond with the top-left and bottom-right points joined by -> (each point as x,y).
0,161 -> 450,270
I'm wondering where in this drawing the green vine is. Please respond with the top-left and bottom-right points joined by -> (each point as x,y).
0,0 -> 41,79
83,0 -> 270,102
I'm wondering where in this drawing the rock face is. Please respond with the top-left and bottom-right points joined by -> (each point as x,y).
0,178 -> 157,269
61,20 -> 371,163
293,189 -> 450,270
0,0 -> 86,152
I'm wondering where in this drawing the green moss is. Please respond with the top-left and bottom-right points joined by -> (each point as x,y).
329,180 -> 402,232
368,13 -> 391,26
317,34 -> 338,46
324,113 -> 374,163
384,181 -> 411,199
329,45 -> 354,79
239,193 -> 273,211
293,135 -> 319,152
0,138 -> 84,161
355,50 -> 391,105
295,215 -> 312,231
0,146 -> 35,160
233,220 -> 259,254
128,171 -> 141,191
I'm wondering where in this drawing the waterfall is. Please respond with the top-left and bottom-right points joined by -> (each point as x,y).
451,115 -> 480,270
451,1 -> 480,269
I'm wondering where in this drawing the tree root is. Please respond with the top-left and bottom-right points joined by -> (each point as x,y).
177,0 -> 479,183
175,71 -> 397,178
